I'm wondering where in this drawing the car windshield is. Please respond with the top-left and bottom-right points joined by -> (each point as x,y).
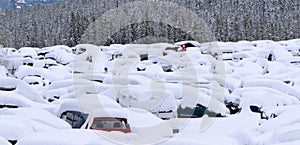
92,118 -> 126,129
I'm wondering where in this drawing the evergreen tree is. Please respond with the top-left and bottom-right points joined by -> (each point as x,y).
0,0 -> 299,48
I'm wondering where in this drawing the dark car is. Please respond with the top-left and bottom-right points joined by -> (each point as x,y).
177,104 -> 223,118
60,111 -> 88,129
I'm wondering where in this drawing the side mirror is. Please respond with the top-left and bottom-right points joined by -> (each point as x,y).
250,105 -> 262,113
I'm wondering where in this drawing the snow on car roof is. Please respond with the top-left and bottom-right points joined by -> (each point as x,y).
241,78 -> 300,99
75,94 -> 123,114
175,41 -> 201,47
118,86 -> 177,112
18,47 -> 38,56
89,108 -> 128,119
103,74 -> 151,86
0,77 -> 19,89
45,78 -> 91,90
0,92 -> 33,107
0,77 -> 46,103
15,65 -> 66,82
232,87 -> 299,108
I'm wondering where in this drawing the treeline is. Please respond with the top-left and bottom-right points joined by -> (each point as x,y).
0,0 -> 299,48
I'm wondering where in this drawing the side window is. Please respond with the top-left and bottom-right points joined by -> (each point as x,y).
121,121 -> 126,129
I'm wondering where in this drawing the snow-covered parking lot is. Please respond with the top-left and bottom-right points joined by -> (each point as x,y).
1,39 -> 300,145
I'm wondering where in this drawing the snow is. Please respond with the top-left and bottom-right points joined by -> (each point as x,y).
88,108 -> 128,119
16,130 -> 115,145
0,137 -> 11,145
233,87 -> 299,108
0,108 -> 71,141
15,65 -> 66,82
0,116 -> 35,140
55,99 -> 81,116
17,47 -> 38,58
241,78 -> 300,99
0,39 -> 300,144
0,65 -> 8,77
42,45 -> 75,65
175,41 -> 201,47
119,86 -> 177,112
0,108 -> 71,130
0,92 -> 44,108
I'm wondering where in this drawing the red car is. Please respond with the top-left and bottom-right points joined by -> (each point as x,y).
90,117 -> 131,133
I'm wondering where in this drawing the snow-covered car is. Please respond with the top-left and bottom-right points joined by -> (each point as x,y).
266,46 -> 293,62
17,47 -> 38,59
14,65 -> 67,83
81,108 -> 131,134
0,93 -> 48,109
90,116 -> 131,133
56,94 -> 124,129
250,105 -> 300,144
0,56 -> 33,73
43,79 -> 105,102
60,110 -> 88,129
177,103 -> 223,118
174,41 -> 200,52
80,72 -> 112,83
278,57 -> 300,67
241,78 -> 300,99
175,83 -> 231,118
1,48 -> 17,56
42,45 -> 75,65
232,87 -> 299,109
57,95 -> 174,138
118,87 -> 177,119
103,75 -> 151,87
0,108 -> 71,144
224,94 -> 242,114
33,58 -> 58,68
55,99 -> 88,128
0,137 -> 11,145
0,77 -> 46,104
0,65 -> 8,77
23,76 -> 47,89
176,91 -> 239,118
